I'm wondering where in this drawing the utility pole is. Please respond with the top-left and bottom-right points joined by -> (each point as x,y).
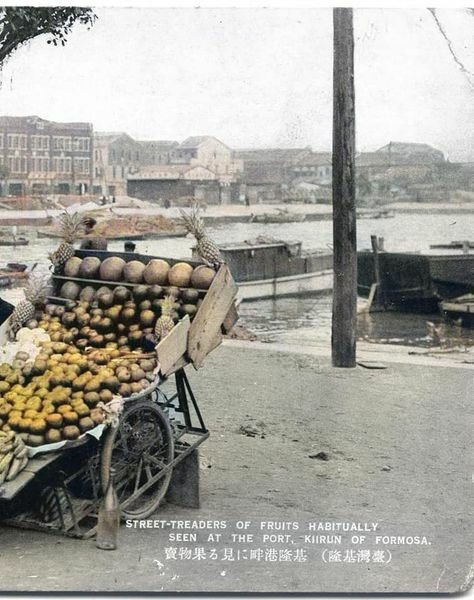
331,7 -> 357,368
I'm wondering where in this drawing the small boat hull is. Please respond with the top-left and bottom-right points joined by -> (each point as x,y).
251,213 -> 306,224
38,229 -> 187,241
440,296 -> 474,327
237,269 -> 333,301
0,238 -> 29,247
358,250 -> 474,312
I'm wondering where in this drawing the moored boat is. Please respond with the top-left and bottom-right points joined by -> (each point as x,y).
439,294 -> 474,327
0,237 -> 29,247
216,237 -> 333,301
250,210 -> 306,224
38,228 -> 187,240
358,248 -> 474,312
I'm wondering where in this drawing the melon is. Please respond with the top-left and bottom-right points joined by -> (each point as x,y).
79,256 -> 101,279
64,256 -> 82,278
190,265 -> 216,290
60,281 -> 81,300
143,259 -> 170,285
79,286 -> 96,303
168,262 -> 193,287
94,286 -> 111,299
123,260 -> 145,283
100,256 -> 126,281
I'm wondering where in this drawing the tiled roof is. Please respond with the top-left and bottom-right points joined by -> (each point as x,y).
236,148 -> 311,164
179,136 -> 229,149
243,163 -> 289,185
295,152 -> 332,166
377,142 -> 444,157
0,115 -> 92,130
139,140 -> 178,150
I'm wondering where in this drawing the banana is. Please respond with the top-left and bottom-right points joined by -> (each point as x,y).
13,446 -> 27,459
0,468 -> 7,485
6,456 -> 25,481
0,451 -> 13,474
0,442 -> 14,454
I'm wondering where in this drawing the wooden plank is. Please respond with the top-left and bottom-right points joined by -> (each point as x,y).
0,453 -> 60,500
188,265 -> 238,369
222,300 -> 239,333
331,7 -> 357,368
209,331 -> 223,354
156,315 -> 190,376
164,355 -> 190,377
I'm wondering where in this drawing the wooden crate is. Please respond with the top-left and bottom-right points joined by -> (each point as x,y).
156,264 -> 238,375
50,251 -> 239,377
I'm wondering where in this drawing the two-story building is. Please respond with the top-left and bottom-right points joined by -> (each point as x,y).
174,136 -> 243,183
138,140 -> 179,166
0,115 -> 93,196
93,132 -> 143,196
236,147 -> 311,203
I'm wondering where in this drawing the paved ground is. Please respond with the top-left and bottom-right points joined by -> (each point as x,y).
0,343 -> 473,593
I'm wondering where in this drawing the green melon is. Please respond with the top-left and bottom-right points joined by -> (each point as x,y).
64,257 -> 82,278
143,259 -> 170,285
79,286 -> 96,303
123,260 -> 145,283
78,256 -> 101,279
168,262 -> 193,287
60,281 -> 81,300
190,265 -> 216,290
100,257 -> 126,281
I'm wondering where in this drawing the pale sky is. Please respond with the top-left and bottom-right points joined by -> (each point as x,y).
0,7 -> 473,160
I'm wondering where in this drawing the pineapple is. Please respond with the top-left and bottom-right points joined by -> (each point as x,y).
180,203 -> 223,269
154,296 -> 175,341
49,212 -> 86,272
9,275 -> 51,338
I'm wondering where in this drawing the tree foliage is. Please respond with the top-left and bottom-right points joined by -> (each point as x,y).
0,7 -> 96,64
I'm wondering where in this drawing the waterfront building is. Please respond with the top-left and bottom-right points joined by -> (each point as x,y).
0,115 -> 93,196
137,140 -> 179,166
93,132 -> 143,196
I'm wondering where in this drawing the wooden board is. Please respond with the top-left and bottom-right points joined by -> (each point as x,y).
188,265 -> 238,369
0,453 -> 60,501
164,355 -> 190,377
156,315 -> 190,376
222,300 -> 239,334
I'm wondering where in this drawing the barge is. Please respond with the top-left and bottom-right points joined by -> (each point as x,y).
216,239 -> 333,301
358,248 -> 474,312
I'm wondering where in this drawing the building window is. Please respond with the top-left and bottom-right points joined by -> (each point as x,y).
7,134 -> 26,150
73,137 -> 90,152
111,150 -> 116,161
74,157 -> 90,174
32,157 -> 47,172
31,135 -> 50,150
112,166 -> 116,179
135,151 -> 140,161
0,135 -> 3,150
53,136 -> 72,151
8,155 -> 28,173
53,157 -> 72,173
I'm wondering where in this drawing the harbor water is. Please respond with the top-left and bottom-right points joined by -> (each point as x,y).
2,211 -> 474,349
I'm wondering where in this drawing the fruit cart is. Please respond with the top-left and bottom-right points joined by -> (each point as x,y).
0,249 -> 238,540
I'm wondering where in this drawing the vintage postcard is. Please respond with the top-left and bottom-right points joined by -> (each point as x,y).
0,3 -> 473,594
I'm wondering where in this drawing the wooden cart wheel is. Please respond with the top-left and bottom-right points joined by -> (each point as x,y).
100,400 -> 174,519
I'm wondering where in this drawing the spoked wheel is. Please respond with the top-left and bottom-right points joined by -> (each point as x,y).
100,400 -> 174,519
